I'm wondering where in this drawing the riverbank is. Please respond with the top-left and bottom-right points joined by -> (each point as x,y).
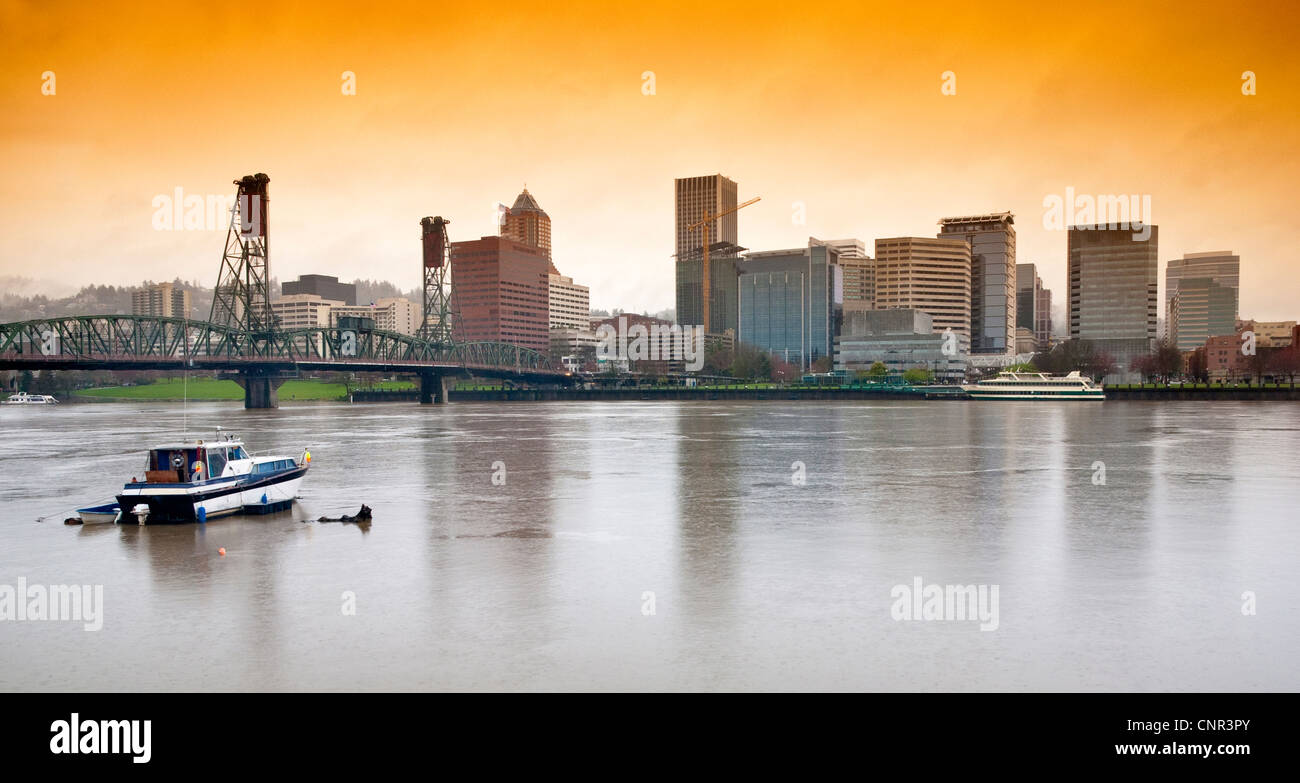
63,378 -> 1300,403
351,385 -> 1300,402
74,378 -> 349,401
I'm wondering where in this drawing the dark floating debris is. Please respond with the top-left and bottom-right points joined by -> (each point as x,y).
316,504 -> 372,524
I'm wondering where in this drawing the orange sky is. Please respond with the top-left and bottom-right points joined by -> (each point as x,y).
2,0 -> 1298,320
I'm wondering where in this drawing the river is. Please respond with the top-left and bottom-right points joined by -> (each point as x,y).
1,399 -> 1296,691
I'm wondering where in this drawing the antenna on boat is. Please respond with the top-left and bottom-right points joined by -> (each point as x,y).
182,307 -> 189,441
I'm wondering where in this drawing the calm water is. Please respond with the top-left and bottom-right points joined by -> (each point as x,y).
1,399 -> 1297,691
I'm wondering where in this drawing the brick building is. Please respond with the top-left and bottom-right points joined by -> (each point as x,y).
450,236 -> 550,353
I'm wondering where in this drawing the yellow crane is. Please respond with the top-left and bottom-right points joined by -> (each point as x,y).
687,196 -> 760,332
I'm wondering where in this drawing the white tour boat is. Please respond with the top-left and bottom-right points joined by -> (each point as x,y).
2,392 -> 59,405
114,430 -> 311,524
963,370 -> 1105,400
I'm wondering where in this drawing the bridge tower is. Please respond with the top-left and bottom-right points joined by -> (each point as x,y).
419,216 -> 460,344
210,173 -> 273,338
210,173 -> 282,407
418,216 -> 461,404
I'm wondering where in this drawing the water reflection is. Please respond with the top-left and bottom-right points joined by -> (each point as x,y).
673,405 -> 741,627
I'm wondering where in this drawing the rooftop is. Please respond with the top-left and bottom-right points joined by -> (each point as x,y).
938,212 -> 1015,227
509,187 -> 547,216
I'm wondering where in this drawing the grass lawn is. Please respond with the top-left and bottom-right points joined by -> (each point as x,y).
76,377 -> 348,401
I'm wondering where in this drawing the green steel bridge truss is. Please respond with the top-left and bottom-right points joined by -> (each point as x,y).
0,315 -> 561,378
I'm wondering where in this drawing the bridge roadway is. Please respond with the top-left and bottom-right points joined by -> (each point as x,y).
0,315 -> 570,408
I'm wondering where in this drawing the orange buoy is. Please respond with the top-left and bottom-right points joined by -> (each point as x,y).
218,547 -> 226,556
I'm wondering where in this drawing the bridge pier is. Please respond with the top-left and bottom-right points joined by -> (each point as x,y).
234,372 -> 284,409
419,373 -> 451,405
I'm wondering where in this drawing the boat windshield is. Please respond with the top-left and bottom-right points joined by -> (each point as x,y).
207,447 -> 228,479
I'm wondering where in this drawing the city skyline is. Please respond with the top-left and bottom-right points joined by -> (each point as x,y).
3,1 -> 1298,322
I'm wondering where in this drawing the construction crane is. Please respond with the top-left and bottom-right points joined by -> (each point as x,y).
687,196 -> 760,333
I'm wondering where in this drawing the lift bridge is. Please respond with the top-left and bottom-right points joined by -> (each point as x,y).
0,174 -> 567,407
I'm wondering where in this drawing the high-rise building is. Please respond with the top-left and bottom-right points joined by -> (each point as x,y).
816,238 -> 873,314
270,293 -> 342,355
1166,252 -> 1239,316
675,174 -> 739,334
1069,225 -> 1158,340
1016,263 -> 1047,350
1165,251 -> 1239,350
548,273 -> 590,331
500,187 -> 554,272
872,237 -> 972,339
450,236 -> 550,353
1068,224 -> 1158,380
271,293 -> 341,329
1169,278 -> 1237,352
1015,263 -> 1038,331
329,297 -> 421,335
498,187 -> 589,334
132,282 -> 192,319
938,212 -> 1016,355
737,242 -> 843,369
1035,284 -> 1052,347
282,274 -> 357,306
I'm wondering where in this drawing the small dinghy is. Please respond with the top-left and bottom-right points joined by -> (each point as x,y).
76,503 -> 122,524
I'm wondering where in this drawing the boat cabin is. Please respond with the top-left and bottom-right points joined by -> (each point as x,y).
143,440 -> 250,484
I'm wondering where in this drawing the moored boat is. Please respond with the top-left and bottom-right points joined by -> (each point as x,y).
963,370 -> 1105,400
76,503 -> 122,524
115,430 -> 310,524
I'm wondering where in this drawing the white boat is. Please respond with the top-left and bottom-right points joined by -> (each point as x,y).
963,370 -> 1105,400
2,392 -> 59,405
76,503 -> 122,524
115,430 -> 311,524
